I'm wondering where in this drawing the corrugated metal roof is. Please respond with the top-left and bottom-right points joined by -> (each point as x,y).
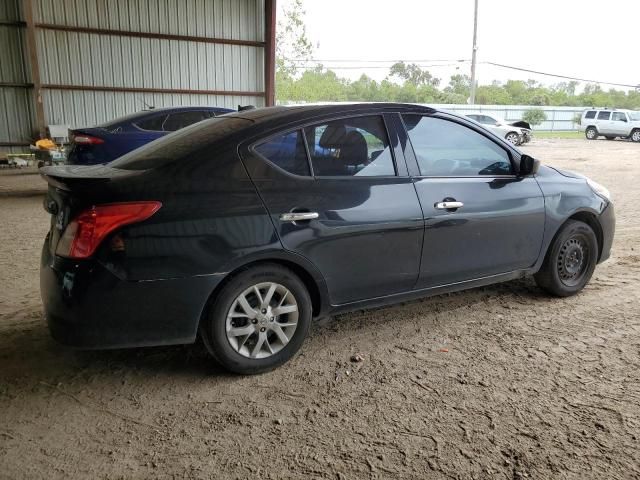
0,87 -> 35,143
2,0 -> 267,151
0,0 -> 22,22
32,0 -> 263,41
43,89 -> 263,128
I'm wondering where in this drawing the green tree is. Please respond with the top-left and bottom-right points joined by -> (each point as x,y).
275,0 -> 314,100
522,108 -> 547,126
389,62 -> 440,88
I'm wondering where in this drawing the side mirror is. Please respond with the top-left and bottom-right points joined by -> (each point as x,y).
519,154 -> 540,176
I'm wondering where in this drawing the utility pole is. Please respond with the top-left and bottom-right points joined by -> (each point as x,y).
469,0 -> 479,104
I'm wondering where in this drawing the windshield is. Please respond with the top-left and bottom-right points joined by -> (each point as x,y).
109,117 -> 252,170
629,111 -> 640,121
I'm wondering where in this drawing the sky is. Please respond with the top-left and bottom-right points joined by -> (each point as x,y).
280,0 -> 640,91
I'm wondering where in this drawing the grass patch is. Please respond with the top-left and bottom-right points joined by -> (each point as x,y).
533,131 -> 583,139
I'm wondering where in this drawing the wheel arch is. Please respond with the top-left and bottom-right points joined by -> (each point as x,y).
567,210 -> 604,261
198,252 -> 330,331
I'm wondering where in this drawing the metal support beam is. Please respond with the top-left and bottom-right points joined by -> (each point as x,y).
264,0 -> 277,106
42,84 -> 265,97
35,23 -> 266,48
22,0 -> 46,139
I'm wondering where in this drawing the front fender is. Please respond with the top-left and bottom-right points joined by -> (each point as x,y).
533,166 -> 609,271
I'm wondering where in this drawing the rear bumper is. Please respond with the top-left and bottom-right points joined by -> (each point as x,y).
597,202 -> 615,263
40,239 -> 224,349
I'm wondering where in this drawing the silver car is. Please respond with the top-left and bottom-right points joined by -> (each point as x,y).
466,113 -> 531,145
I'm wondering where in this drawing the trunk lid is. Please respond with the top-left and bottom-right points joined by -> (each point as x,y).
41,165 -> 134,255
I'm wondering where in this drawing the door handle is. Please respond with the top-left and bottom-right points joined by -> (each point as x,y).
435,201 -> 464,210
280,212 -> 319,223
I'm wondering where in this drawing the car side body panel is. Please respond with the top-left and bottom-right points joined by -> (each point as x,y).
39,103 -> 615,350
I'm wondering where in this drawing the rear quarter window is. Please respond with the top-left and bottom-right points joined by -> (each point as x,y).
254,130 -> 311,176
584,111 -> 597,119
109,117 -> 251,170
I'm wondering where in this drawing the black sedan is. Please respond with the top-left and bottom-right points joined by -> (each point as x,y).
40,103 -> 615,374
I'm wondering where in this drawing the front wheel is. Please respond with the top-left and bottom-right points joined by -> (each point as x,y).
505,132 -> 520,145
534,220 -> 598,297
200,263 -> 312,374
631,130 -> 640,143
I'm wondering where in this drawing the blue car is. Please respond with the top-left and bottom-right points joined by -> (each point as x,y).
66,106 -> 234,165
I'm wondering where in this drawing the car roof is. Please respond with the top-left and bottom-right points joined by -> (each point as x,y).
222,102 -> 437,128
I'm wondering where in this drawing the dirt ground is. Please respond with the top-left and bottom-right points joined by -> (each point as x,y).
1,138 -> 639,479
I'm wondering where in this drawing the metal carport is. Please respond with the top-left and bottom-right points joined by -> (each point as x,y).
0,0 -> 276,155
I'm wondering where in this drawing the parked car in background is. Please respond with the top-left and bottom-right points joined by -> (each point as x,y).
466,113 -> 532,145
66,106 -> 234,165
40,103 -> 614,374
580,109 -> 640,142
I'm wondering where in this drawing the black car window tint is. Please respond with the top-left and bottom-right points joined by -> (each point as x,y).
163,111 -> 210,131
402,115 -> 513,177
303,115 -> 395,177
135,114 -> 167,131
585,111 -> 596,119
597,111 -> 611,121
254,130 -> 311,176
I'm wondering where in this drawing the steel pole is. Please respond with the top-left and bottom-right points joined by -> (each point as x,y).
469,0 -> 479,104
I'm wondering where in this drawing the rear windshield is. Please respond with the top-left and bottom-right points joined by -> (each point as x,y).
99,111 -> 155,128
109,117 -> 252,170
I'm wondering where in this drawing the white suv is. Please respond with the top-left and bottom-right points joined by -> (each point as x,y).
580,109 -> 640,142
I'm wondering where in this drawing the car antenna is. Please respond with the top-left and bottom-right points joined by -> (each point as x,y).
138,97 -> 155,110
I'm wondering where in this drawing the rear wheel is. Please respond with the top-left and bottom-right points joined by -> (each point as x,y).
200,264 -> 312,374
534,220 -> 598,297
631,130 -> 640,143
585,127 -> 598,140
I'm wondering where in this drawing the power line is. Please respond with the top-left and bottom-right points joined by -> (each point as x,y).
485,62 -> 638,88
285,58 -> 469,63
285,62 -> 469,70
282,58 -> 639,88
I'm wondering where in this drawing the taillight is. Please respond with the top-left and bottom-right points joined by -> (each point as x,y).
72,134 -> 104,145
56,202 -> 162,259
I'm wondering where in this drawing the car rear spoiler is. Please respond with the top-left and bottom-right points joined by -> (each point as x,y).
40,164 -> 133,192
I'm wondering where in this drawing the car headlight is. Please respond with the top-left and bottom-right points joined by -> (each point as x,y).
586,178 -> 611,201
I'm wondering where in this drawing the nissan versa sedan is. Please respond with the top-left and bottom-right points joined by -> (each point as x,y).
40,103 -> 615,374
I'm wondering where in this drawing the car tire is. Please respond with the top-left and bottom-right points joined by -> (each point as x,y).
605,136 -> 616,140
534,220 -> 598,297
200,263 -> 312,374
631,129 -> 640,143
585,127 -> 598,140
505,132 -> 520,145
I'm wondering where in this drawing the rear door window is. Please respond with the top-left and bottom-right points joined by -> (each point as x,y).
597,111 -> 611,121
254,130 -> 311,176
303,115 -> 396,177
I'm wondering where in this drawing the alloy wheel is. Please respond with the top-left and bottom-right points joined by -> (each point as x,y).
506,132 -> 519,145
225,282 -> 299,359
632,131 -> 640,142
